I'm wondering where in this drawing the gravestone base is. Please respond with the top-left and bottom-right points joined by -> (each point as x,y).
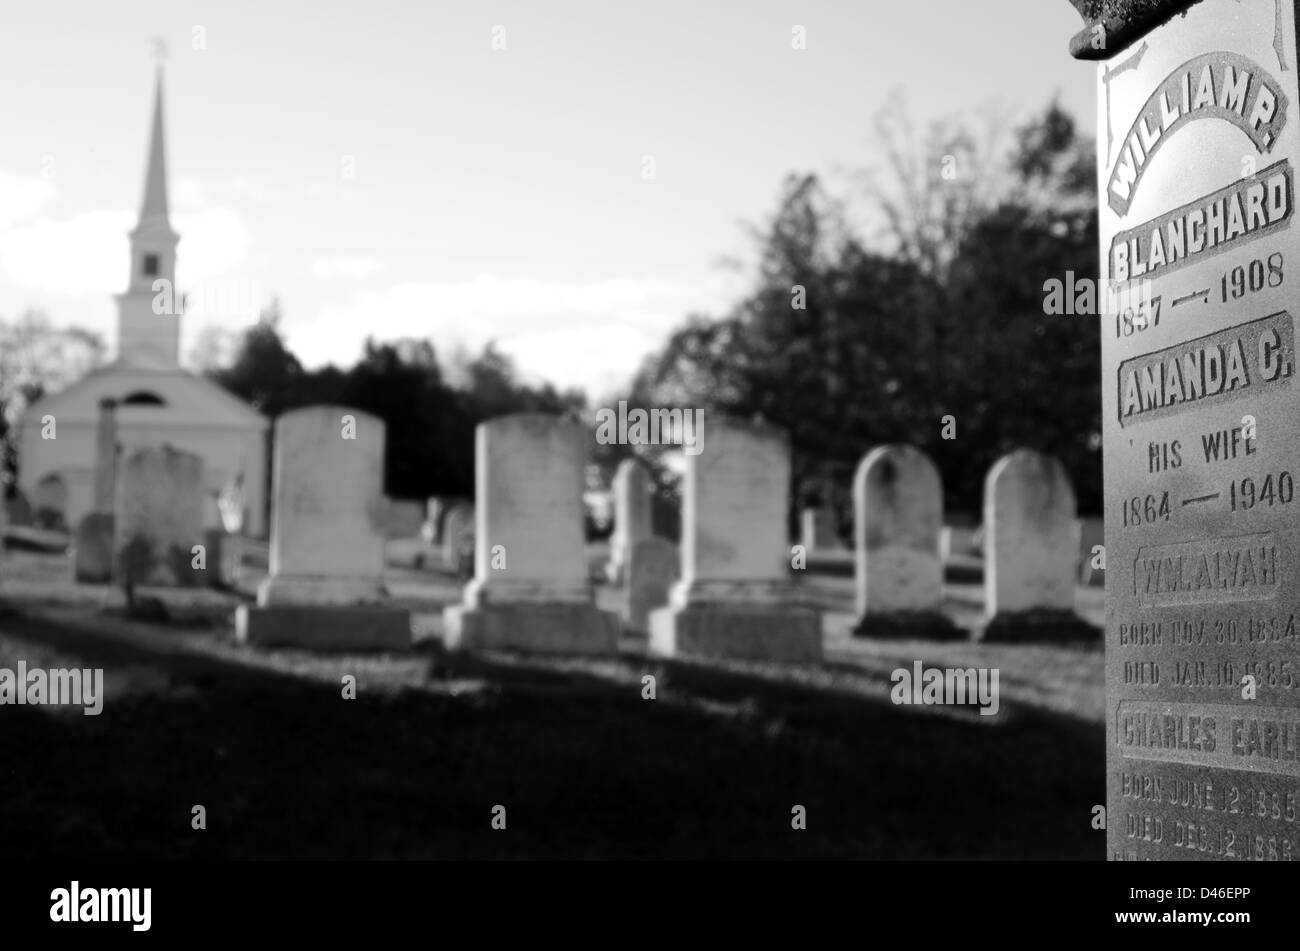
977,608 -> 1099,644
648,604 -> 822,662
235,604 -> 411,652
853,610 -> 964,641
443,602 -> 620,654
257,575 -> 388,607
626,592 -> 667,635
73,513 -> 114,583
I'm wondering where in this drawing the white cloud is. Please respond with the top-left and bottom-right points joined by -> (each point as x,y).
0,206 -> 250,296
312,257 -> 384,279
174,208 -> 252,281
290,273 -> 740,394
176,177 -> 276,207
0,209 -> 130,295
0,168 -> 57,229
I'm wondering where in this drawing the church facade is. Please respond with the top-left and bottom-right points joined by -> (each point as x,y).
17,70 -> 269,537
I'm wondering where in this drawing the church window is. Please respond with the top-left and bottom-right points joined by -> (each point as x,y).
142,254 -> 160,278
120,391 -> 166,407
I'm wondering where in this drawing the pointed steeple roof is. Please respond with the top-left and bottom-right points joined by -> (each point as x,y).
136,67 -> 172,231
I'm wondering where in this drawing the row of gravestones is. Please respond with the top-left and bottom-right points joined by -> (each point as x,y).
605,441 -> 1099,647
74,404 -> 1096,655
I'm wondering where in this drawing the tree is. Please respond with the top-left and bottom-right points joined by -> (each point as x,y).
209,298 -> 304,417
0,310 -> 106,492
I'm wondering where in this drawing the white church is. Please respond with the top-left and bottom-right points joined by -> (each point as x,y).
18,69 -> 270,537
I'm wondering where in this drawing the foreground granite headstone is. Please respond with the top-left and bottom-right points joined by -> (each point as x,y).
1071,0 -> 1300,860
980,449 -> 1094,642
852,445 -> 958,639
649,420 -> 820,661
114,445 -> 204,587
236,406 -> 409,651
74,398 -> 119,583
443,414 -> 618,653
606,458 -> 653,584
625,537 -> 678,635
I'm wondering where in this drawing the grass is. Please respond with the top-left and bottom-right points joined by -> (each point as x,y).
0,546 -> 1105,860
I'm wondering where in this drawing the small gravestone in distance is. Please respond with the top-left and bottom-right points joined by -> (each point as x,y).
114,444 -> 204,590
606,458 -> 653,584
380,498 -> 425,540
625,537 -> 678,636
979,449 -> 1096,642
649,420 -> 820,661
32,472 -> 69,531
800,505 -> 844,551
852,445 -> 959,639
443,414 -> 618,653
441,501 -> 474,574
236,406 -> 410,651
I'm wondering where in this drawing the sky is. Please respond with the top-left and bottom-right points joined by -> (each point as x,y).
0,0 -> 1096,399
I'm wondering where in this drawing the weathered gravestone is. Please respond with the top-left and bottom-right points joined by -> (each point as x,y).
1070,0 -> 1300,860
606,458 -> 653,584
980,449 -> 1095,642
114,445 -> 204,588
74,398 -> 118,583
236,406 -> 409,651
626,537 -> 678,636
649,420 -> 821,661
852,445 -> 958,639
443,414 -> 618,653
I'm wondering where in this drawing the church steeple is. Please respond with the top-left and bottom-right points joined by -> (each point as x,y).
137,66 -> 171,229
118,63 -> 181,368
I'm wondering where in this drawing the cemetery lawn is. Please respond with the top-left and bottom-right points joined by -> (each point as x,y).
0,547 -> 1104,860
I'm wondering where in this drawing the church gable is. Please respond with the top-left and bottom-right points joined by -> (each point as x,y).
23,363 -> 267,430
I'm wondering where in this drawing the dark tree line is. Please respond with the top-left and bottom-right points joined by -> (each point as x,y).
624,102 -> 1102,530
209,304 -> 584,501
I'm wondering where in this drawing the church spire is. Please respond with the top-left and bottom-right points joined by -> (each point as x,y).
117,57 -> 181,368
137,66 -> 171,230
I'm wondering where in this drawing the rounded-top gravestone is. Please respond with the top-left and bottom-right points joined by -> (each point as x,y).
851,444 -> 958,639
981,449 -> 1095,642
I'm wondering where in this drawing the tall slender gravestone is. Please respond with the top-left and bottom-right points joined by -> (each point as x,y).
606,458 -> 653,583
443,414 -> 618,653
980,449 -> 1094,642
114,445 -> 204,587
74,398 -> 118,582
649,420 -> 821,661
1071,0 -> 1300,860
852,445 -> 958,639
236,406 -> 409,651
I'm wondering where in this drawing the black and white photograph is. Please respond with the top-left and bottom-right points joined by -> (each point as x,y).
0,0 -> 1286,935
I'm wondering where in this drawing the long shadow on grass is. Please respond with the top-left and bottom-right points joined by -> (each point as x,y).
0,608 -> 1103,860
